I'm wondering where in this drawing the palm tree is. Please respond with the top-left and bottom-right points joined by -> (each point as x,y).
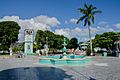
77,3 -> 101,55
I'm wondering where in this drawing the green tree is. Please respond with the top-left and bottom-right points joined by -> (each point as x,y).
35,30 -> 46,49
77,3 -> 101,55
35,30 -> 69,51
93,32 -> 120,51
67,38 -> 78,49
0,21 -> 20,50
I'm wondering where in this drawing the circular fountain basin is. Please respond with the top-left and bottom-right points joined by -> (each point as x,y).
39,54 -> 91,65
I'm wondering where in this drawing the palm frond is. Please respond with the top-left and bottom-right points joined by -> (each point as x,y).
76,18 -> 81,24
92,7 -> 97,10
77,3 -> 101,27
78,8 -> 84,12
89,4 -> 93,10
84,18 -> 87,26
76,15 -> 87,24
93,10 -> 102,14
84,3 -> 89,9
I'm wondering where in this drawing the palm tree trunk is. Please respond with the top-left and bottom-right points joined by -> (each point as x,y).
88,26 -> 93,55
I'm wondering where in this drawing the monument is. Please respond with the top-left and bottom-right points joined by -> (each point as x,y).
24,29 -> 34,55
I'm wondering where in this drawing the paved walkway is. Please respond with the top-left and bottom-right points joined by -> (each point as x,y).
0,56 -> 120,80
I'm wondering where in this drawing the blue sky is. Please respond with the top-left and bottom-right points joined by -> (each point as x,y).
0,0 -> 120,42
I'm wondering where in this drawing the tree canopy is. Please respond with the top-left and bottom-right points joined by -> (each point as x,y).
0,21 -> 20,50
76,3 -> 101,26
93,32 -> 120,50
67,37 -> 78,49
35,30 -> 69,50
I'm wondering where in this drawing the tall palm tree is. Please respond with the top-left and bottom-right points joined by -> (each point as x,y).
77,3 -> 101,55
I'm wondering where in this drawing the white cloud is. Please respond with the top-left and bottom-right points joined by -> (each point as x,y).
95,25 -> 116,34
108,28 -> 114,32
54,27 -> 99,42
0,16 -> 20,22
0,16 -> 60,42
55,21 -> 118,42
91,27 -> 99,34
74,27 -> 82,33
33,15 -> 60,26
93,21 -> 120,35
98,21 -> 110,28
54,27 -> 89,41
69,18 -> 77,24
98,21 -> 107,25
115,23 -> 120,29
54,29 -> 71,38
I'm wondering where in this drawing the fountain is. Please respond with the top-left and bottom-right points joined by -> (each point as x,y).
39,38 -> 91,65
62,38 -> 67,59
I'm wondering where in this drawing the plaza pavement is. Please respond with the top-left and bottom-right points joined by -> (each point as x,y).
0,56 -> 120,80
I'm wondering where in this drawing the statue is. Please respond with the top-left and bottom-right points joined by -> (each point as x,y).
40,44 -> 49,56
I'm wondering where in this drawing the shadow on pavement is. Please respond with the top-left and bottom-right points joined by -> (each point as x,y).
0,67 -> 74,80
89,77 -> 96,80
